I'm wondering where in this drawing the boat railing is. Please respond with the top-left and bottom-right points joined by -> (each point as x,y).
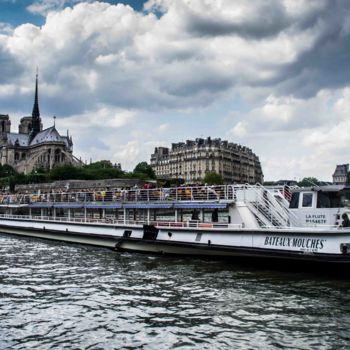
0,213 -> 245,229
234,184 -> 301,227
1,213 -> 339,230
255,183 -> 301,227
0,184 -> 294,205
0,185 -> 233,204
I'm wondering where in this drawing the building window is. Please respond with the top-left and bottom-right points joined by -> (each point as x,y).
55,149 -> 61,162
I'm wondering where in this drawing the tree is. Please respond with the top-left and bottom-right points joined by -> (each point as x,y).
86,160 -> 114,169
85,166 -> 124,179
203,172 -> 223,185
133,162 -> 156,179
0,164 -> 16,177
49,165 -> 85,180
297,177 -> 320,187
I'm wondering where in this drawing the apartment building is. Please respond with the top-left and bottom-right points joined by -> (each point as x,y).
150,137 -> 263,184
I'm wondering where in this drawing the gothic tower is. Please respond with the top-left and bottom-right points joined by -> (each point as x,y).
30,73 -> 42,140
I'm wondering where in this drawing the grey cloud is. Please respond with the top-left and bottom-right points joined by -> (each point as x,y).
78,136 -> 109,151
183,0 -> 350,99
0,46 -> 23,84
159,69 -> 233,98
276,0 -> 350,98
177,0 -> 350,99
185,3 -> 290,39
3,0 -> 350,118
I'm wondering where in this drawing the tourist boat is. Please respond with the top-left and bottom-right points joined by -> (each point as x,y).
0,183 -> 350,264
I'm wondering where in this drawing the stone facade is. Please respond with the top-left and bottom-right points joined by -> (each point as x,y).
0,75 -> 80,174
150,137 -> 264,184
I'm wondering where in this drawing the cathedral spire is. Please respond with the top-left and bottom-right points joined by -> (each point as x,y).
31,71 -> 41,139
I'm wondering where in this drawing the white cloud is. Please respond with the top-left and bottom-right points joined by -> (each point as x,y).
1,0 -> 350,180
158,123 -> 168,131
228,87 -> 350,180
113,140 -> 141,169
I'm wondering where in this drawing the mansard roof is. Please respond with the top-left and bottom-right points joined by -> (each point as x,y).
333,164 -> 349,177
6,127 -> 70,148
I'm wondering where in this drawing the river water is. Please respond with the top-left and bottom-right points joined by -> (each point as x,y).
1,234 -> 350,350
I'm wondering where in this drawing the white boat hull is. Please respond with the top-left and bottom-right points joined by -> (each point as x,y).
1,217 -> 350,264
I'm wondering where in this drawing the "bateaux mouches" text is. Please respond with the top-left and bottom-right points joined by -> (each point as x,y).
264,236 -> 326,250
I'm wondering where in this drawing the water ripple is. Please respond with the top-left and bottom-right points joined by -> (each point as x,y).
1,234 -> 350,349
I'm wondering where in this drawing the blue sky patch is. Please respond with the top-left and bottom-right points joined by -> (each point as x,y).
0,0 -> 148,26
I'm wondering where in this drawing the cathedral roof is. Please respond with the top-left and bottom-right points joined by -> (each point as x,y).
6,127 -> 70,148
30,126 -> 69,147
7,133 -> 29,146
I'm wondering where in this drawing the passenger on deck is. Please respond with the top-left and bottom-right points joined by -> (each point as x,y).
191,209 -> 199,221
341,213 -> 350,227
212,208 -> 219,222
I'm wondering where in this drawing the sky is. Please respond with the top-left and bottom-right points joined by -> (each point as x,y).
0,0 -> 349,181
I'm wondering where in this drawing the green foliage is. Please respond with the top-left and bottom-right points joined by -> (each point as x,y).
0,165 -> 17,191
84,167 -> 124,180
49,165 -> 86,180
297,177 -> 320,187
48,162 -> 124,181
203,171 -> 223,185
0,164 -> 16,177
0,159 -> 157,191
133,162 -> 156,179
25,173 -> 48,184
85,160 -> 114,169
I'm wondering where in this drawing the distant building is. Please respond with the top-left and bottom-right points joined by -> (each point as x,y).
271,180 -> 298,186
150,137 -> 263,184
0,74 -> 81,174
332,164 -> 349,185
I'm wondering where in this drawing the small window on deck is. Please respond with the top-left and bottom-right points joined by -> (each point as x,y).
302,193 -> 313,207
317,192 -> 331,208
329,192 -> 342,208
289,193 -> 299,209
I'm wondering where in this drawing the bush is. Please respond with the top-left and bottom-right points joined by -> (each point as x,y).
203,172 -> 223,185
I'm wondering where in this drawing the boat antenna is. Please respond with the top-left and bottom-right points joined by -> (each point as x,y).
304,178 -> 321,189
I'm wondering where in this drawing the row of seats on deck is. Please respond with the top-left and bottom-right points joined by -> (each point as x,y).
0,186 -> 231,204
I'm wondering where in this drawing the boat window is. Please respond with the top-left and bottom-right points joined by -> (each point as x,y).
289,192 -> 299,208
317,190 -> 344,208
302,193 -> 313,207
317,192 -> 331,208
339,189 -> 350,208
329,192 -> 342,208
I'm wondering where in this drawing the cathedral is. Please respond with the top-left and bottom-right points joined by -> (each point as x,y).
0,75 -> 80,174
